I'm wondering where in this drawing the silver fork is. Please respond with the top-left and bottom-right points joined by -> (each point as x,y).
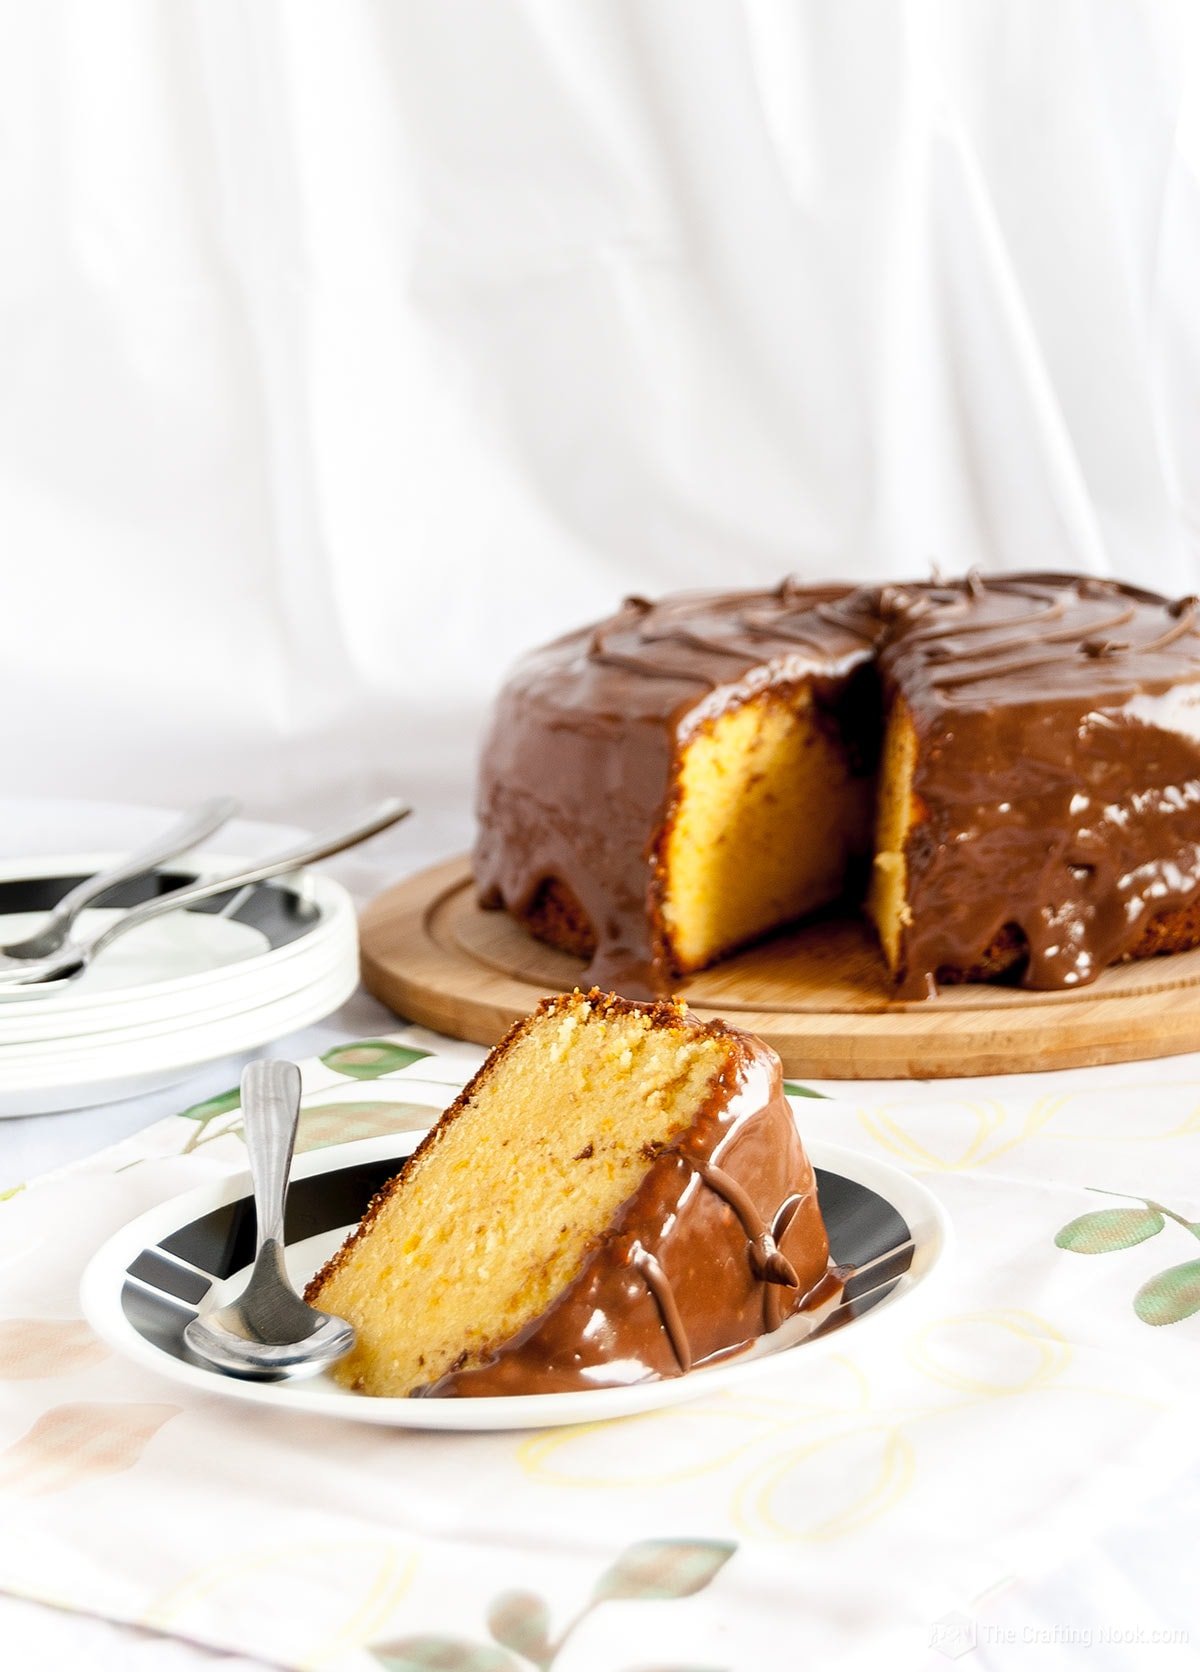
0,797 -> 410,996
0,796 -> 240,960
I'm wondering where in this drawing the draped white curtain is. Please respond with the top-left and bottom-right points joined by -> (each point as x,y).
2,0 -> 1197,835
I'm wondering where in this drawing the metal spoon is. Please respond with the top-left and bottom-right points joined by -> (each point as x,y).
0,796 -> 240,960
184,1060 -> 355,1380
0,797 -> 410,996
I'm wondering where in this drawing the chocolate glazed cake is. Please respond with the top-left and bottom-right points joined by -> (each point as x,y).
475,574 -> 1200,1001
424,1000 -> 831,1397
305,991 -> 832,1398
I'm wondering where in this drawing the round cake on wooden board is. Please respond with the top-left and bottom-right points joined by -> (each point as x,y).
305,990 -> 833,1398
475,573 -> 1200,1003
357,856 -> 1200,1079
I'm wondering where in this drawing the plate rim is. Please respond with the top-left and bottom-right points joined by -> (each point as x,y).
80,1128 -> 953,1431
0,921 -> 359,1068
0,852 -> 351,1015
0,955 -> 360,1093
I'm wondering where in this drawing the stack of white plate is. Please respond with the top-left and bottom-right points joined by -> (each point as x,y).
0,853 -> 360,1116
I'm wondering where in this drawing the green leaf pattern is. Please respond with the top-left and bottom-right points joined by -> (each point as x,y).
1134,1260 -> 1200,1327
175,1087 -> 242,1155
371,1539 -> 736,1672
592,1539 -> 736,1603
1054,1206 -> 1165,1254
292,1103 -> 435,1153
783,1080 -> 827,1099
321,1042 -> 433,1080
154,1037 -> 442,1163
486,1593 -> 552,1667
1055,1189 -> 1200,1327
177,1087 -> 241,1123
372,1639 -> 519,1672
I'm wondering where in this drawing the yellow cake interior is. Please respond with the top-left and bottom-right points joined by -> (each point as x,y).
866,698 -> 920,974
309,996 -> 731,1397
660,686 -> 876,973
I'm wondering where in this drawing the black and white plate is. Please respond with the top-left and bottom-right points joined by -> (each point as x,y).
81,1130 -> 952,1430
0,853 -> 359,1114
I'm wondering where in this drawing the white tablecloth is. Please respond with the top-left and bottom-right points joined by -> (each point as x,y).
1,801 -> 1196,1670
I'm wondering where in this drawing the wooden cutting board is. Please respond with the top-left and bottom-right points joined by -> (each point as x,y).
358,856 -> 1200,1078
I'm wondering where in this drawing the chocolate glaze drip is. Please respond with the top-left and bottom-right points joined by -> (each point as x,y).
763,1193 -> 807,1331
632,1242 -> 692,1372
420,1029 -> 832,1397
690,1159 -> 800,1287
475,573 -> 1200,1001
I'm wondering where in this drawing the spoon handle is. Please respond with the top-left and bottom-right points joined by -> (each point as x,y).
40,796 -> 240,940
83,798 -> 410,963
241,1060 -> 303,1251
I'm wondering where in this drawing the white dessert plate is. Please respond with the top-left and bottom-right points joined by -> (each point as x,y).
0,854 -> 359,1115
81,1126 -> 952,1431
0,959 -> 358,1115
0,854 -> 343,1022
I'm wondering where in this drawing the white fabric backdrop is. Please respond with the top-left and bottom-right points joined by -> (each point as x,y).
1,0 -> 1198,832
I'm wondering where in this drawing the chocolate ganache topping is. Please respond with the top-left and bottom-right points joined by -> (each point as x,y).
475,580 -> 879,996
474,573 -> 1200,999
877,575 -> 1200,996
418,1028 -> 832,1396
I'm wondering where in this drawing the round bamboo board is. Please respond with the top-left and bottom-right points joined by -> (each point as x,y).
359,857 -> 1200,1078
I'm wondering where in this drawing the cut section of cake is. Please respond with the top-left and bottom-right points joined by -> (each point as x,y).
659,680 -> 876,975
304,990 -> 831,1398
474,583 -> 881,998
865,695 -> 920,983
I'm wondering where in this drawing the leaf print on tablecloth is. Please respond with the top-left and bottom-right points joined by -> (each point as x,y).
592,1539 -> 735,1602
373,1639 -> 519,1672
322,1041 -> 433,1080
0,1319 -> 108,1379
372,1539 -> 737,1672
1133,1260 -> 1200,1326
179,1086 -> 241,1123
0,1401 -> 179,1495
113,1084 -> 246,1169
145,1039 -> 441,1165
1055,1206 -> 1165,1253
172,1085 -> 441,1162
292,1102 -> 438,1153
783,1081 -> 827,1099
486,1592 -> 552,1666
1056,1188 -> 1200,1328
174,1086 -> 241,1156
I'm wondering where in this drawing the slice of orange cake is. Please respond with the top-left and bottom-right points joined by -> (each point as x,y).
305,990 -> 831,1397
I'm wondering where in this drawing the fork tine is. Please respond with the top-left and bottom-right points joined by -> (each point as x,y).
806,1246 -> 917,1340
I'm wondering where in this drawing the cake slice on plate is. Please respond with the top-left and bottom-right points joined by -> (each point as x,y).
305,990 -> 831,1397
